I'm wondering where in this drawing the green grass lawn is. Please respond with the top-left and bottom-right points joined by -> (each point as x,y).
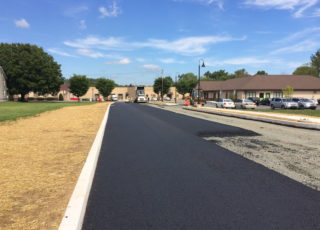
254,108 -> 320,117
0,102 -> 96,122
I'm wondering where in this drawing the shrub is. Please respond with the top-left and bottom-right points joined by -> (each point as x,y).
37,97 -> 44,101
27,97 -> 35,101
46,97 -> 55,101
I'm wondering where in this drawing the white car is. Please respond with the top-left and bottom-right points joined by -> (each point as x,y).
216,98 -> 235,108
235,99 -> 257,109
111,95 -> 118,101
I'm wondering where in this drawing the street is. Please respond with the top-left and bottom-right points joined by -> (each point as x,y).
82,103 -> 320,230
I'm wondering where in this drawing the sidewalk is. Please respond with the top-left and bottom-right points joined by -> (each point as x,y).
183,106 -> 320,130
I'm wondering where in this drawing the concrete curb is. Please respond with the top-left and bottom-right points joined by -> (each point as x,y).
184,107 -> 320,130
59,103 -> 112,230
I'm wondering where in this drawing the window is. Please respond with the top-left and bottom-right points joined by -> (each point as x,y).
246,92 -> 256,98
274,92 -> 282,98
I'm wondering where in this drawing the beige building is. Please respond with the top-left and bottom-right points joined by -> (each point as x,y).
197,75 -> 320,101
0,66 -> 8,102
57,85 -> 185,101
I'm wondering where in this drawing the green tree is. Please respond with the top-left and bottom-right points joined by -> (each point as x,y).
0,43 -> 63,101
234,68 -> 248,78
293,64 -> 317,76
256,70 -> 268,75
95,78 -> 115,99
282,85 -> 294,98
311,49 -> 320,77
153,76 -> 173,99
69,74 -> 89,101
176,73 -> 197,97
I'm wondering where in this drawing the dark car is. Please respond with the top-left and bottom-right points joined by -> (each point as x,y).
260,98 -> 271,106
247,97 -> 260,106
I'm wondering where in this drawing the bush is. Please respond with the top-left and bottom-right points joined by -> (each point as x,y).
37,97 -> 44,101
46,97 -> 56,101
81,98 -> 90,102
27,97 -> 35,101
59,94 -> 64,101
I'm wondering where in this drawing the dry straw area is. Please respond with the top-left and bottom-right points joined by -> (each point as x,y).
0,102 -> 109,229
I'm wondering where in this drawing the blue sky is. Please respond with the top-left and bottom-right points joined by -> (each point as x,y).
1,0 -> 320,85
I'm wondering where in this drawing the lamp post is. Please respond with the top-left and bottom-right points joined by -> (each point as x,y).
198,59 -> 205,105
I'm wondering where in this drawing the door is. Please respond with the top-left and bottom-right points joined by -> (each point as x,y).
259,93 -> 264,99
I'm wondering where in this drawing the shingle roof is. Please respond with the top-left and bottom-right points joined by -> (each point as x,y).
199,75 -> 320,91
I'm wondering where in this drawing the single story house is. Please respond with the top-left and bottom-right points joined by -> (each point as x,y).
0,66 -> 8,102
196,75 -> 320,101
56,85 -> 184,101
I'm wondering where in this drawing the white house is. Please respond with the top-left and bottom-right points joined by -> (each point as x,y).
0,66 -> 8,101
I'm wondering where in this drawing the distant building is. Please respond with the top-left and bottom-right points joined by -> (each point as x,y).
196,75 -> 320,101
0,66 -> 8,102
56,85 -> 185,101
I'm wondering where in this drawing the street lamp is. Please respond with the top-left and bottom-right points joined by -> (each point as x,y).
198,59 -> 205,105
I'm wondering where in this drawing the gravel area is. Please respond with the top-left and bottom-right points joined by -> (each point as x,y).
150,104 -> 320,191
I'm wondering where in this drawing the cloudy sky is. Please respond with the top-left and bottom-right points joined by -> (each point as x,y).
1,0 -> 320,85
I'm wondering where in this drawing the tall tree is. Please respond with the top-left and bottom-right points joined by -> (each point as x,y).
293,64 -> 317,77
234,68 -> 248,78
0,43 -> 63,101
256,70 -> 268,75
176,73 -> 197,97
69,74 -> 89,101
311,49 -> 320,77
153,76 -> 172,99
95,78 -> 115,99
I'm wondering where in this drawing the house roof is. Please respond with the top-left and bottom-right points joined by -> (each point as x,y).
60,84 -> 70,91
198,75 -> 320,91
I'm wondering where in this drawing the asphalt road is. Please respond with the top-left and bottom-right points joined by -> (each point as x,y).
82,103 -> 320,230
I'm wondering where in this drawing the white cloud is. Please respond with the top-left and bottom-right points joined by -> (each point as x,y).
312,7 -> 320,16
136,58 -> 146,62
106,58 -> 131,65
275,27 -> 320,44
64,36 -> 126,50
270,40 -> 320,55
244,0 -> 318,17
174,0 -> 224,9
79,20 -> 87,30
14,18 -> 30,28
159,58 -> 185,64
64,35 -> 246,55
64,6 -> 88,17
99,2 -> 121,18
207,57 -> 270,65
47,48 -> 77,58
76,49 -> 105,58
143,64 -> 161,72
143,36 -> 246,55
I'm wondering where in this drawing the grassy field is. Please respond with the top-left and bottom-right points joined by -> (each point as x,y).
0,102 -> 96,122
255,108 -> 320,117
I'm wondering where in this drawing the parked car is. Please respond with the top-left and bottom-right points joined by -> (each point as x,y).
291,97 -> 303,103
260,98 -> 271,106
270,98 -> 299,109
247,97 -> 260,106
151,97 -> 158,101
216,98 -> 235,108
111,95 -> 118,101
235,99 -> 257,109
164,97 -> 171,101
298,98 -> 317,110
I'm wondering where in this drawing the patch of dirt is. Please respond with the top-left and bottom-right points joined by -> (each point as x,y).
0,103 -> 109,230
204,135 -> 320,190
